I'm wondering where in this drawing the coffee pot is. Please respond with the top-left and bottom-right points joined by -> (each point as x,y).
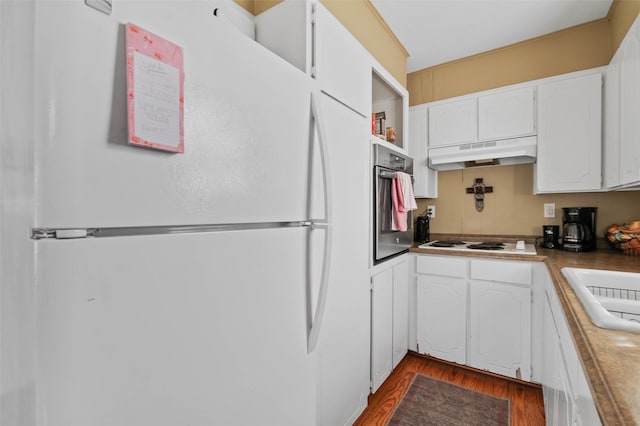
561,207 -> 597,252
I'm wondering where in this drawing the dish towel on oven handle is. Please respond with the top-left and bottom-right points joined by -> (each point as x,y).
391,171 -> 417,231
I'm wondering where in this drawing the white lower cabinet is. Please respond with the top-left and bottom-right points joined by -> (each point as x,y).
468,280 -> 531,380
542,271 -> 601,426
371,258 -> 409,393
412,253 -> 600,422
416,274 -> 467,364
392,262 -> 409,368
371,267 -> 393,393
414,255 -> 535,381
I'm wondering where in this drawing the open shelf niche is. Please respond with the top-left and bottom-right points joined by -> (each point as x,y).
372,70 -> 405,150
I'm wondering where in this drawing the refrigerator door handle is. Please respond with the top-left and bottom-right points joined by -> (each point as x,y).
307,91 -> 333,354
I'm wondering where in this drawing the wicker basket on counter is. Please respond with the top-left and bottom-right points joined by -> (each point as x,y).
606,222 -> 640,256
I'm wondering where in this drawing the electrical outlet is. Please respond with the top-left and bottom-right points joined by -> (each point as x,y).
544,203 -> 555,218
427,205 -> 435,218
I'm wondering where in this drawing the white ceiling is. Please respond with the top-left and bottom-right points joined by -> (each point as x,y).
370,0 -> 613,73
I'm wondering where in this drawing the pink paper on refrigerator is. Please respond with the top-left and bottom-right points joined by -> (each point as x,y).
126,23 -> 184,153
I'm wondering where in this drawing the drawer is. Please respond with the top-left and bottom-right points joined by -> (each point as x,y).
416,255 -> 467,278
470,259 -> 532,285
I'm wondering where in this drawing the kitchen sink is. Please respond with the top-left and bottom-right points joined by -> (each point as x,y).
561,267 -> 640,334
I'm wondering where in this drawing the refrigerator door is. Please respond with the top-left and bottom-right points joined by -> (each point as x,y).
35,228 -> 315,426
33,1 -> 313,228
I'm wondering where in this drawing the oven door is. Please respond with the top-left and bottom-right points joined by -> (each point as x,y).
374,165 -> 413,264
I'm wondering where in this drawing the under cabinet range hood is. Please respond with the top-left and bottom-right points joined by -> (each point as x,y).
428,136 -> 537,171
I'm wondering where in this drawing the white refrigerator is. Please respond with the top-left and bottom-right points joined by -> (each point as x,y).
9,0 -> 370,425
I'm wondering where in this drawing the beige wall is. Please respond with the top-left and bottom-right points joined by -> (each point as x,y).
411,2 -> 640,237
407,19 -> 611,105
233,0 -> 409,86
321,0 -> 408,86
610,1 -> 640,51
415,167 -> 640,238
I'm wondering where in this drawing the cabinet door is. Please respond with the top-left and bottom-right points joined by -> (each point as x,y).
409,107 -> 438,198
468,281 -> 531,380
575,362 -> 602,426
536,73 -> 602,193
478,86 -> 536,141
254,0 -> 311,74
371,268 -> 393,393
428,98 -> 477,147
604,52 -> 622,189
556,347 -> 576,426
542,299 -> 561,426
619,25 -> 640,186
392,261 -> 409,368
315,3 -> 370,117
416,275 -> 467,364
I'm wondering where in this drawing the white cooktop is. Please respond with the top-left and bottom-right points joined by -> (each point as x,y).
418,240 -> 537,255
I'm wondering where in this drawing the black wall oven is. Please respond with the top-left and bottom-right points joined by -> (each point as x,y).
373,145 -> 414,264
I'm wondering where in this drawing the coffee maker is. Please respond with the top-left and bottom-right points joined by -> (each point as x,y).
415,211 -> 430,243
561,207 -> 597,252
542,225 -> 559,249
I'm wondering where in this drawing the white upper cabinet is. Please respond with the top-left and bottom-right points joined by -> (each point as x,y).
408,107 -> 438,198
478,87 -> 536,141
427,86 -> 536,149
602,13 -> 640,190
535,72 -> 602,193
315,3 -> 370,117
604,49 -> 622,189
428,98 -> 478,147
619,17 -> 640,186
254,0 -> 311,73
255,0 -> 370,117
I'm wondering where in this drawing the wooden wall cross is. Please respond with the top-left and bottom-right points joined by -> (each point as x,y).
465,178 -> 493,212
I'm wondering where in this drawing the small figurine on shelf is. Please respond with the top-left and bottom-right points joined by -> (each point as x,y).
386,127 -> 396,142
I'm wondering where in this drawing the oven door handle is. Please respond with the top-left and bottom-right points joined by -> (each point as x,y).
307,91 -> 333,354
377,168 -> 414,184
378,170 -> 397,179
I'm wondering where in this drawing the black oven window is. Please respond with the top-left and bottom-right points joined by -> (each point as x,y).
378,177 -> 393,233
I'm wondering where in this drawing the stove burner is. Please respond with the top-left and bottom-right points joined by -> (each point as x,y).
429,241 -> 457,247
467,243 -> 505,250
434,240 -> 467,247
430,240 -> 466,247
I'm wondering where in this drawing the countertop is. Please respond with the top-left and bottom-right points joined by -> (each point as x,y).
410,237 -> 640,426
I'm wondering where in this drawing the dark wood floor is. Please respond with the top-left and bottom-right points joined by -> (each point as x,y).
353,352 -> 545,426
